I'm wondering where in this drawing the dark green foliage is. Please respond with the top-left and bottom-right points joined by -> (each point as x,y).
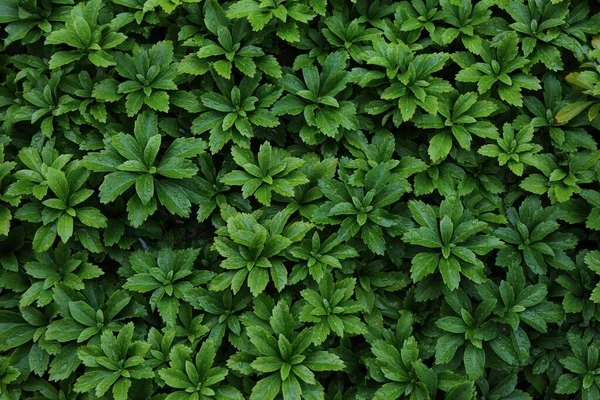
1,0 -> 600,399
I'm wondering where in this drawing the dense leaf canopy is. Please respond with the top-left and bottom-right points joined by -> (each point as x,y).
1,0 -> 600,399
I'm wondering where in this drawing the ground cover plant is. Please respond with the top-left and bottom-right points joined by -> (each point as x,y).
1,0 -> 600,398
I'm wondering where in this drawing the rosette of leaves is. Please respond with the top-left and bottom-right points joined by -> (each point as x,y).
413,91 -> 501,162
45,0 -> 127,69
6,140 -> 71,201
556,251 -> 600,324
105,41 -> 179,116
17,70 -> 79,138
520,151 -> 600,203
286,154 -> 338,219
19,243 -> 103,308
0,0 -> 68,47
354,0 -> 397,29
312,163 -> 411,255
495,196 -> 577,275
179,0 -> 281,79
123,248 -> 214,326
299,275 -> 366,345
437,0 -> 492,53
320,10 -> 382,62
396,0 -> 443,38
519,74 -> 596,153
556,334 -> 600,398
402,196 -> 504,291
272,51 -> 359,144
220,142 -> 308,206
477,265 -> 563,333
503,0 -> 570,71
342,130 -> 401,186
210,208 -> 311,296
288,231 -> 358,283
45,286 -> 135,345
377,5 -> 426,51
60,71 -> 112,125
145,327 -> 176,371
74,323 -> 154,400
555,37 -> 600,123
455,32 -> 541,107
478,122 -> 542,176
358,39 -> 452,125
368,335 -> 438,400
435,288 -> 523,380
82,110 -> 207,227
396,139 -> 467,197
185,287 -> 252,345
15,163 -> 107,253
172,303 -> 211,346
190,153 -> 252,222
342,130 -> 431,195
159,340 -> 243,400
0,144 -> 16,236
191,73 -> 282,153
226,0 -> 317,43
228,301 -> 345,400
0,356 -> 19,398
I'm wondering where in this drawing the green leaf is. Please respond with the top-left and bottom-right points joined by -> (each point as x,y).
155,180 -> 191,217
435,334 -> 464,364
428,131 -> 453,162
250,373 -> 281,400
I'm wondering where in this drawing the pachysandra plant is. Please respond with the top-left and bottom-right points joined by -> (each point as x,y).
478,122 -> 542,176
520,150 -> 600,203
226,0 -> 318,42
455,32 -> 542,107
313,163 -> 411,255
123,248 -> 214,326
228,301 -> 345,400
299,275 -> 366,344
287,231 -> 358,283
45,0 -> 127,69
519,74 -> 597,153
476,265 -> 564,333
437,0 -> 491,53
82,110 -> 206,227
14,162 -> 107,253
211,208 -> 311,296
159,340 -> 243,399
358,39 -> 452,125
74,323 -> 154,400
20,243 -> 103,307
107,41 -> 179,116
495,196 -> 577,274
321,10 -> 382,63
366,312 -> 439,399
185,287 -> 252,345
402,196 -> 503,291
221,142 -> 308,206
192,73 -> 282,153
179,0 -> 281,79
413,91 -> 501,162
272,51 -> 359,144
